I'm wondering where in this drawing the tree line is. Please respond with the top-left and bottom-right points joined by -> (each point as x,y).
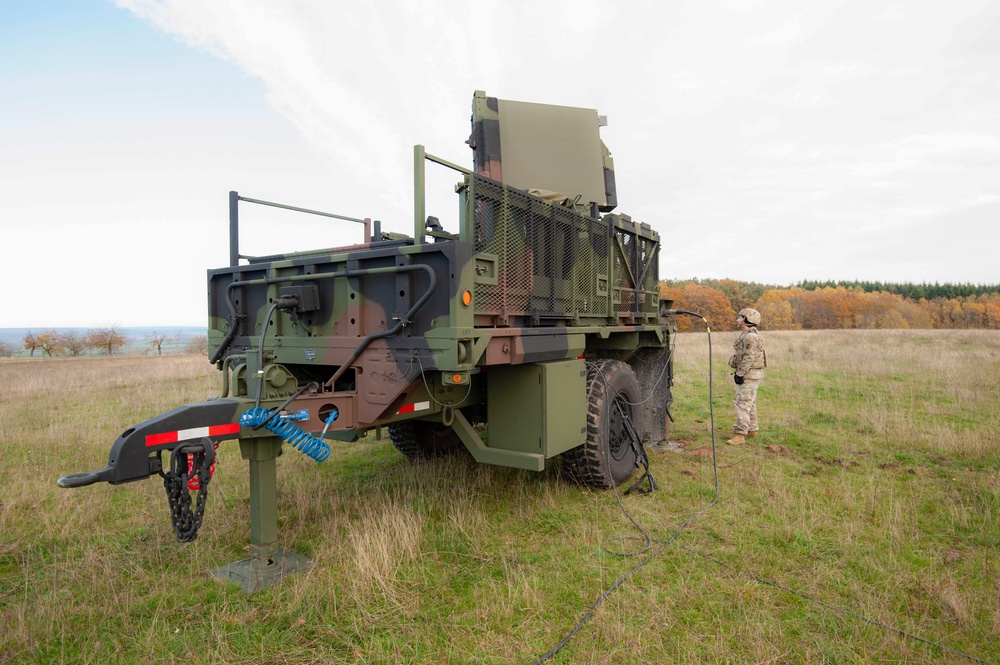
0,329 -> 209,358
660,279 -> 1000,332
796,280 -> 1000,302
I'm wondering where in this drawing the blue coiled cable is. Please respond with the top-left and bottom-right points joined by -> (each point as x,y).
240,407 -> 331,462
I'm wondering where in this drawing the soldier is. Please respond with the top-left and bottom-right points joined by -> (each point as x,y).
727,308 -> 766,445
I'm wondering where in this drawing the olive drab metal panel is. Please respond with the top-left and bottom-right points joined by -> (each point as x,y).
470,90 -> 617,211
461,173 -> 660,327
495,99 -> 608,209
486,359 -> 587,457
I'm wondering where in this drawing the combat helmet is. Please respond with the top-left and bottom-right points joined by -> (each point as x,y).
738,308 -> 761,326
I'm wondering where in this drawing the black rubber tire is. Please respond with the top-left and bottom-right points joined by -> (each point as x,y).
563,359 -> 642,488
387,421 -> 462,459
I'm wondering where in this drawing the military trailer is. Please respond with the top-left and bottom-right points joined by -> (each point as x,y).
59,91 -> 676,590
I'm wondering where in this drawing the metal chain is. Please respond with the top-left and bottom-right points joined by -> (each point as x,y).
159,439 -> 214,543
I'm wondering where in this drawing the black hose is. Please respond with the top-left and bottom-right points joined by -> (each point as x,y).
530,310 -> 714,665
323,264 -> 437,390
209,263 -> 437,371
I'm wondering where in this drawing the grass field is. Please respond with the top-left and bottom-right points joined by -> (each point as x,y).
1,329 -> 997,664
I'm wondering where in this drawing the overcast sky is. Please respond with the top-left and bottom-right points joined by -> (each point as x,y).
3,0 -> 998,328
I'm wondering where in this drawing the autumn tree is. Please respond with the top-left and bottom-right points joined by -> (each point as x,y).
37,330 -> 62,357
23,331 -> 40,357
755,290 -> 797,330
662,279 -> 1000,331
986,301 -> 1000,328
660,282 -> 735,331
711,278 -> 769,315
87,327 -> 129,355
895,298 -> 933,329
662,278 -> 775,317
799,286 -> 857,329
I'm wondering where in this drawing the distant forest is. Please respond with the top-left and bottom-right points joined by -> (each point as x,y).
660,278 -> 1000,332
795,280 -> 1000,301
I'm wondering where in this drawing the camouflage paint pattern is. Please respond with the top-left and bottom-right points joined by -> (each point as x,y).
63,90 -> 676,488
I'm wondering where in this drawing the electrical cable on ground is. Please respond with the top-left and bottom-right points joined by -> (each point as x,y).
530,311 -> 718,665
530,311 -> 988,665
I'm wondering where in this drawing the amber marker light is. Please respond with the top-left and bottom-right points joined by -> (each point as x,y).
462,290 -> 472,306
452,374 -> 463,383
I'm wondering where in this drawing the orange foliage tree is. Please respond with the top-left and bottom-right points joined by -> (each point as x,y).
662,280 -> 1000,330
750,287 -> 1000,330
756,290 -> 797,330
660,283 -> 736,331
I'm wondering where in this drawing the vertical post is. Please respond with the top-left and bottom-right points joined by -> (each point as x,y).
212,435 -> 310,592
606,219 -> 612,319
248,451 -> 279,548
414,145 -> 426,243
238,437 -> 283,549
229,191 -> 240,267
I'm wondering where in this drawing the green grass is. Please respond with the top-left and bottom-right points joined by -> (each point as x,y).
1,330 -> 999,663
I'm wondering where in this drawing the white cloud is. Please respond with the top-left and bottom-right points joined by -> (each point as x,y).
3,0 -> 999,327
970,193 -> 1000,205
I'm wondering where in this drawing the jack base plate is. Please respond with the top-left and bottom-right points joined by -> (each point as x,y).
211,547 -> 312,593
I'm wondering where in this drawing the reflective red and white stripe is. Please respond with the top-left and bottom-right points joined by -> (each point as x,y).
396,401 -> 431,415
145,423 -> 241,447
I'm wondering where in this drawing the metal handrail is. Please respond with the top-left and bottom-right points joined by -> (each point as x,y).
228,191 -> 371,267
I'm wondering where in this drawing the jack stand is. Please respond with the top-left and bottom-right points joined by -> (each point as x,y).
211,436 -> 311,592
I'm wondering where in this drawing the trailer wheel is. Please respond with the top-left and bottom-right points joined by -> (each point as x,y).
563,359 -> 642,488
387,421 -> 462,459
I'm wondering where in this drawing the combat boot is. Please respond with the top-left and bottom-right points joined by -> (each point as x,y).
726,433 -> 746,446
747,431 -> 757,439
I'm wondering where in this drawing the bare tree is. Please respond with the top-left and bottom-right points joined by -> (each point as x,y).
148,331 -> 169,355
185,334 -> 209,355
87,327 -> 129,355
0,340 -> 15,358
60,331 -> 87,357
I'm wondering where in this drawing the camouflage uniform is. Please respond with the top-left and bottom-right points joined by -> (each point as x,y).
728,309 -> 766,437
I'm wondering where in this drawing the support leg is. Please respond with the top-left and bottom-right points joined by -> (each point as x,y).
211,436 -> 311,592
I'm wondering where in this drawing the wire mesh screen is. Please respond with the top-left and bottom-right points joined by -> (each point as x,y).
585,216 -> 610,318
462,174 -> 658,326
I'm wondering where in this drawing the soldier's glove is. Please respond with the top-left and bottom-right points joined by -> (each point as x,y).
734,374 -> 745,385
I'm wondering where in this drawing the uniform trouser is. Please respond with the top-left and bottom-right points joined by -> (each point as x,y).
734,378 -> 761,435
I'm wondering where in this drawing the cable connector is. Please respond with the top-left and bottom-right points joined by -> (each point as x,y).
273,295 -> 300,310
320,408 -> 340,438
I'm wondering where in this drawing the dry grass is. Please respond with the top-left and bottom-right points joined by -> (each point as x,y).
1,330 -> 998,664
